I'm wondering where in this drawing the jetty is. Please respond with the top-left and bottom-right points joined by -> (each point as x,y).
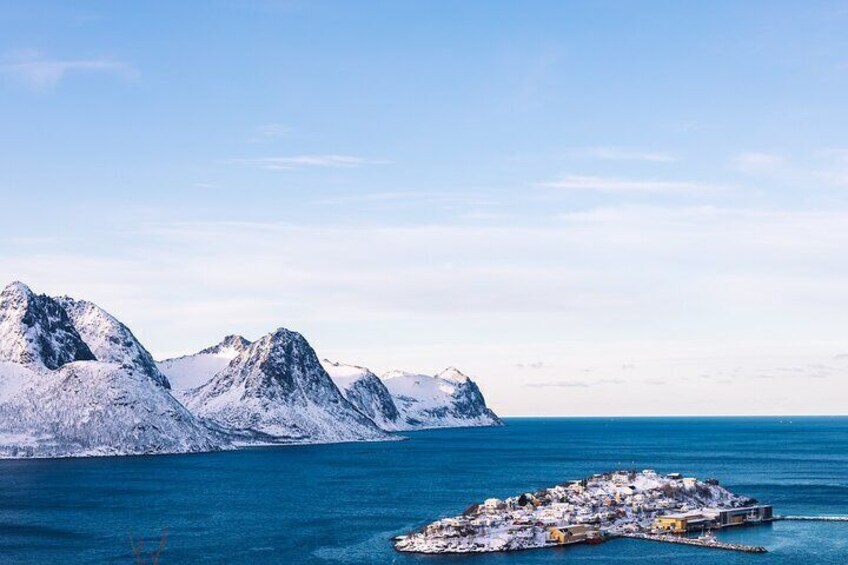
618,532 -> 767,553
779,515 -> 848,522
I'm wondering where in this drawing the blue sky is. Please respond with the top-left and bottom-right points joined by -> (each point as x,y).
1,1 -> 848,415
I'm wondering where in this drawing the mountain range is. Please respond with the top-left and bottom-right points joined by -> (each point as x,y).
0,281 -> 500,459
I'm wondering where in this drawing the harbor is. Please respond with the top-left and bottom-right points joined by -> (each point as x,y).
394,470 -> 777,554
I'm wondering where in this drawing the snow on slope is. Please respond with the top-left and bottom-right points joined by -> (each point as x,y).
184,328 -> 391,444
0,282 -> 95,370
321,359 -> 403,431
158,335 -> 251,394
56,296 -> 170,388
0,282 -> 227,459
0,280 -> 502,458
383,367 -> 502,430
0,360 -> 224,458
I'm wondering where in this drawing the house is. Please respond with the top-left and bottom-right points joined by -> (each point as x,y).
546,524 -> 594,545
483,498 -> 502,512
654,512 -> 710,533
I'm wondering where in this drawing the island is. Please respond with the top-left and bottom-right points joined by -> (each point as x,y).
394,470 -> 774,554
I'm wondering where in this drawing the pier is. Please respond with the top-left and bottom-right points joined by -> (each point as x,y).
618,532 -> 767,553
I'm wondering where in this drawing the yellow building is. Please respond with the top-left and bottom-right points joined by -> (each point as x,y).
654,515 -> 690,533
547,525 -> 593,545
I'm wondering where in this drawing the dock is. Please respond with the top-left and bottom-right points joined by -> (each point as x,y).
618,532 -> 767,553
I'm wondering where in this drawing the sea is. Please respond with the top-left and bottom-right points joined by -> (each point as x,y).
0,417 -> 846,564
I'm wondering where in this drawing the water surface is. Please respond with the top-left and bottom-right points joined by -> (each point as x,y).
0,417 -> 846,563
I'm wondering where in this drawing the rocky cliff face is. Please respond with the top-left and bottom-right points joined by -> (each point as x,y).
383,367 -> 502,430
56,296 -> 170,388
321,360 -> 404,431
183,328 -> 390,443
0,282 -> 95,370
0,282 -> 226,459
158,335 -> 252,394
198,334 -> 252,356
0,280 -> 502,459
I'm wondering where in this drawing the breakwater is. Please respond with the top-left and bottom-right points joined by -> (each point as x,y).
618,533 -> 767,553
779,515 -> 848,522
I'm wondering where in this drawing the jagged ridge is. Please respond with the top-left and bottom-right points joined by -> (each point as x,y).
158,335 -> 252,394
0,282 -> 227,459
183,328 -> 390,443
0,282 -> 95,370
383,368 -> 502,430
321,359 -> 404,431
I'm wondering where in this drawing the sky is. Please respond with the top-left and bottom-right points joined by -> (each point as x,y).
1,1 -> 847,416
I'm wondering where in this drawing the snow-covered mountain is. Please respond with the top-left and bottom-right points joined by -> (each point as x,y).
0,282 -> 226,459
322,359 -> 502,432
158,335 -> 252,394
183,328 -> 391,444
0,360 -> 224,459
382,367 -> 502,429
55,296 -> 170,388
0,280 -> 502,459
0,282 -> 95,370
321,359 -> 404,431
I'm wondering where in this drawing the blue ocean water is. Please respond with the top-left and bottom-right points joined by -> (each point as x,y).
0,417 -> 846,564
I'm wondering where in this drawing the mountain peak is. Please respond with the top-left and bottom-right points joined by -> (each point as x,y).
198,334 -> 252,356
0,281 -> 95,370
55,296 -> 170,388
321,359 -> 403,431
244,327 -> 311,361
438,367 -> 471,383
383,367 -> 502,429
382,369 -> 425,381
2,280 -> 34,297
185,326 -> 388,442
158,334 -> 252,393
321,359 -> 380,389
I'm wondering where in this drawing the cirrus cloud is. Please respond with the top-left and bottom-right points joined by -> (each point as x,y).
540,175 -> 727,195
0,50 -> 137,90
225,154 -> 390,170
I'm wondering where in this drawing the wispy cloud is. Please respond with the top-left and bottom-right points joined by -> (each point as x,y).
526,378 -> 624,388
570,147 -> 677,162
541,175 -> 726,195
248,124 -> 291,143
732,152 -> 784,174
0,50 -> 136,90
5,207 -> 848,415
666,120 -> 720,133
812,148 -> 848,186
225,155 -> 389,170
515,361 -> 549,369
526,380 -> 589,388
